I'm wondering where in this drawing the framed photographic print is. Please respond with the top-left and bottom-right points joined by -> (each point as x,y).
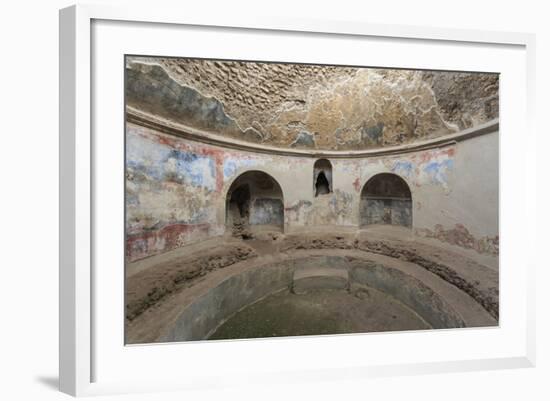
59,4 -> 536,397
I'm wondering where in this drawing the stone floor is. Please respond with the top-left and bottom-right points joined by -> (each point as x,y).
209,287 -> 430,340
125,226 -> 499,344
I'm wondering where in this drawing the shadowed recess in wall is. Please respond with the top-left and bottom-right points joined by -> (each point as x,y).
124,56 -> 500,344
314,159 -> 333,196
360,173 -> 412,228
226,171 -> 284,238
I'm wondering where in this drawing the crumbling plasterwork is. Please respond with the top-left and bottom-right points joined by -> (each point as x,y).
126,58 -> 498,151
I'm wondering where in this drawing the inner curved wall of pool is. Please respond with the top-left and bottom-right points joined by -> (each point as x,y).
160,255 -> 466,342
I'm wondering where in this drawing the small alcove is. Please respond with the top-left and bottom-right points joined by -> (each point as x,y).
313,159 -> 333,197
226,171 -> 285,236
360,173 -> 412,228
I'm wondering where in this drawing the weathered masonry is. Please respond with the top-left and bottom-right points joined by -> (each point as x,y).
125,58 -> 499,262
360,173 -> 412,228
124,57 -> 500,343
226,171 -> 285,237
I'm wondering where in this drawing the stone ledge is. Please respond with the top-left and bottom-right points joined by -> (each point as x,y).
127,107 -> 498,159
292,262 -> 350,294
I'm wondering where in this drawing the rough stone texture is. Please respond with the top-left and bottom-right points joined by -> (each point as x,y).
278,233 -> 499,320
123,56 -> 500,344
126,57 -> 499,151
126,122 -> 498,260
125,232 -> 497,343
125,243 -> 256,322
421,71 -> 499,130
353,238 -> 499,320
125,62 -> 244,139
416,224 -> 499,255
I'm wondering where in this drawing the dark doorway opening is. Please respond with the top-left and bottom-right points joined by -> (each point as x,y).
315,171 -> 330,196
313,159 -> 333,197
360,173 -> 412,228
226,171 -> 284,238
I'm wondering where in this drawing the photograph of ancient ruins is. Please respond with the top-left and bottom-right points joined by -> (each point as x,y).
124,56 -> 499,344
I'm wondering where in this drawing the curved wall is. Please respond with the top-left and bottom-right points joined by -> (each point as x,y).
159,256 -> 466,342
360,173 -> 413,227
125,121 -> 499,261
126,59 -> 499,151
226,170 -> 285,230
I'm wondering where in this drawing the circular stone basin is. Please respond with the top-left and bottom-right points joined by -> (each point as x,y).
209,287 -> 430,340
158,255 -> 471,342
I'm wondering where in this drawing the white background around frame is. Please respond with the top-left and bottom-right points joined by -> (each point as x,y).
93,17 -> 527,386
1,0 -> 549,400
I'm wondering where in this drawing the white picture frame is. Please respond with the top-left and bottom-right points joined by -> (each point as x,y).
59,4 -> 536,397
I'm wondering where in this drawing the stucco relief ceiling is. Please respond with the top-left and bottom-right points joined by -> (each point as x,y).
126,57 -> 498,151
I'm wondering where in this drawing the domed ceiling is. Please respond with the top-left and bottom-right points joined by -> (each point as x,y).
125,57 -> 499,151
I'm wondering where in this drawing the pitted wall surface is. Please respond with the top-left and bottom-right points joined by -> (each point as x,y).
126,58 -> 498,151
126,122 -> 498,260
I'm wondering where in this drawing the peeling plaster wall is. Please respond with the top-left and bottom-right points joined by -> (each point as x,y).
126,121 -> 499,260
413,133 -> 499,254
126,58 -> 498,151
125,124 -> 222,261
360,173 -> 413,227
226,171 -> 285,228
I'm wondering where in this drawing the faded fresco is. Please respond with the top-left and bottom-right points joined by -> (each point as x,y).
126,121 -> 497,261
124,56 -> 499,344
126,59 -> 498,151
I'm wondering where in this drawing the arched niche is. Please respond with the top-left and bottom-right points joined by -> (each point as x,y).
313,159 -> 333,197
360,173 -> 412,228
226,171 -> 284,236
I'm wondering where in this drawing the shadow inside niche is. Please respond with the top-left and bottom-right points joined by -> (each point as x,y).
35,376 -> 58,391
